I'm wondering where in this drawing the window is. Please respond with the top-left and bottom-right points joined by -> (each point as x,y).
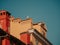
6,12 -> 11,15
35,39 -> 38,45
3,12 -> 5,15
42,31 -> 45,37
0,13 -> 2,15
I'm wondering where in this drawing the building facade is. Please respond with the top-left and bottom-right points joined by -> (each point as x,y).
0,10 -> 52,45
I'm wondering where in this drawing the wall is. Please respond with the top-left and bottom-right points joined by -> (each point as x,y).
10,17 -> 47,45
10,17 -> 32,39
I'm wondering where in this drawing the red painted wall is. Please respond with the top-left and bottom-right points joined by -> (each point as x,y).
0,10 -> 10,45
20,32 -> 30,45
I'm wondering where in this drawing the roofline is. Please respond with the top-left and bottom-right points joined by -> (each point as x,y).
31,29 -> 52,45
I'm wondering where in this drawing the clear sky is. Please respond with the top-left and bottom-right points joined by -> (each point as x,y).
0,0 -> 60,45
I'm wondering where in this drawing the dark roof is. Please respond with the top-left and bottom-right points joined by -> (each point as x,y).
0,28 -> 26,45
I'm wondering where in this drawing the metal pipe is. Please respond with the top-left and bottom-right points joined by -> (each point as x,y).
0,34 -> 8,45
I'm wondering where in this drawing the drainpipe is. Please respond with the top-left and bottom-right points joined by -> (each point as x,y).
0,34 -> 8,45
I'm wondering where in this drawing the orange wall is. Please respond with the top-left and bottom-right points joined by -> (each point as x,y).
10,18 -> 32,39
10,17 -> 47,45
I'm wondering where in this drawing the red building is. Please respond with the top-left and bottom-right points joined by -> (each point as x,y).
0,10 -> 10,45
0,10 -> 25,45
0,10 -> 52,45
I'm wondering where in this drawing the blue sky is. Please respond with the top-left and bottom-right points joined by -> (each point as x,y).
0,0 -> 60,45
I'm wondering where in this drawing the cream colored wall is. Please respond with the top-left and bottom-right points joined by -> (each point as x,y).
33,24 -> 43,35
32,24 -> 47,37
10,18 -> 32,39
30,34 -> 42,45
10,17 -> 47,45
